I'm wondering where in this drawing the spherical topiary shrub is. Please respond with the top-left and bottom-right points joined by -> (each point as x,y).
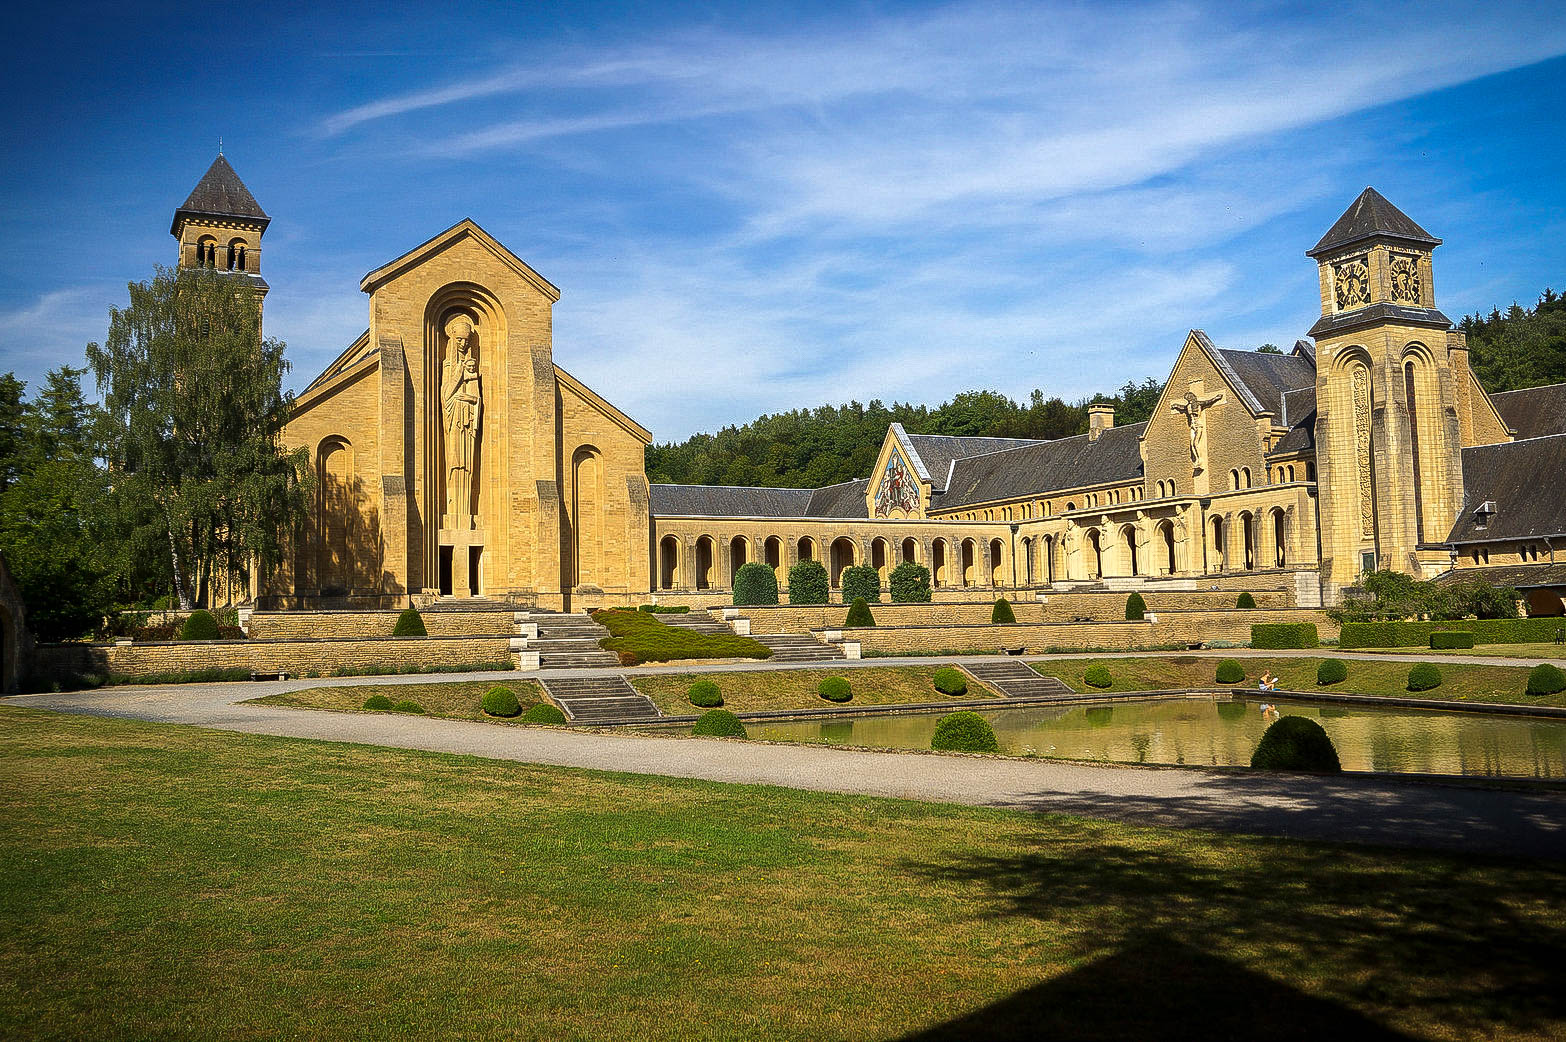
1083,664 -> 1113,689
890,561 -> 932,603
692,709 -> 747,738
362,694 -> 394,710
687,679 -> 723,708
1125,592 -> 1147,620
1235,592 -> 1257,609
991,597 -> 1016,624
787,560 -> 830,605
845,596 -> 876,627
932,667 -> 968,696
1526,663 -> 1566,696
1250,716 -> 1342,772
1316,658 -> 1348,686
522,702 -> 567,724
1215,659 -> 1246,684
931,711 -> 1000,753
818,676 -> 852,703
481,685 -> 522,718
392,607 -> 427,637
391,699 -> 426,714
732,561 -> 780,607
178,609 -> 219,641
1407,663 -> 1443,692
841,565 -> 881,605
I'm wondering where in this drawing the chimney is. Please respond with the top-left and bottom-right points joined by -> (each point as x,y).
1088,403 -> 1115,442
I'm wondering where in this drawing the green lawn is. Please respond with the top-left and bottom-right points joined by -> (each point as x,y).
629,665 -> 1003,714
2,708 -> 1563,1040
1355,642 -> 1566,660
1034,655 -> 1566,708
254,678 -> 546,720
595,608 -> 773,663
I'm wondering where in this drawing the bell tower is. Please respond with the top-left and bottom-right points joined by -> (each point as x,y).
1308,188 -> 1465,602
171,152 -> 270,304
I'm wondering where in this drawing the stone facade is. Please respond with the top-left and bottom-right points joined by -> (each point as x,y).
159,161 -> 1558,612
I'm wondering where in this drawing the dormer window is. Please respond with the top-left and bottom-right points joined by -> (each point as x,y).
1473,500 -> 1496,531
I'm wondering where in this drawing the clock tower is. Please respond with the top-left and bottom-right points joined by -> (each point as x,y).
1308,188 -> 1467,602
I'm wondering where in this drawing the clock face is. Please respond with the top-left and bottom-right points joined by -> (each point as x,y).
1389,254 -> 1422,304
1335,258 -> 1371,309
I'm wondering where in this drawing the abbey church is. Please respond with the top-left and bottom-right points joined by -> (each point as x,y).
171,156 -> 1566,614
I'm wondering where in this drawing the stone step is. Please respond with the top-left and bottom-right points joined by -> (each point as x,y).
961,660 -> 1073,698
753,633 -> 844,661
659,615 -> 733,634
542,675 -> 661,723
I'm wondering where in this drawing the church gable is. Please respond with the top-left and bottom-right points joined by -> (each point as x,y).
866,423 -> 929,518
359,218 -> 560,301
1144,330 -> 1273,497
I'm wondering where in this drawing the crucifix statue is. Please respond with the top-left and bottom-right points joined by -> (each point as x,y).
1170,381 -> 1225,473
440,316 -> 482,527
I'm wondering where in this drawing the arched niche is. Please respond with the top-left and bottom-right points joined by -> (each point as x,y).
317,436 -> 354,594
570,445 -> 604,588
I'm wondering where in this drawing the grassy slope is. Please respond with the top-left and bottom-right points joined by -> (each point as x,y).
1033,655 -> 1566,707
595,609 -> 773,662
629,666 -> 1002,715
2,708 -> 1563,1041
255,679 -> 546,721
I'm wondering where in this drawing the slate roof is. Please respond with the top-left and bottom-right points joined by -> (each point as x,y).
1308,187 -> 1440,257
1307,302 -> 1452,339
171,154 -> 269,233
1216,349 -> 1316,417
649,484 -> 814,518
806,479 -> 871,518
905,434 -> 1044,490
1268,386 -> 1317,457
1447,434 -> 1566,543
930,422 -> 1148,511
1490,383 -> 1566,441
1432,562 -> 1566,589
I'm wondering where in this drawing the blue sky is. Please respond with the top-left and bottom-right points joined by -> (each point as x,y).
2,1 -> 1564,441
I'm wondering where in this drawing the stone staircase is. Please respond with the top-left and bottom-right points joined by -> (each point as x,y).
540,675 -> 662,724
961,659 -> 1073,699
525,612 -> 620,669
659,613 -> 735,635
753,632 -> 845,663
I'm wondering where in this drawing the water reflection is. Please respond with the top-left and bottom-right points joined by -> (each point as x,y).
750,697 -> 1566,778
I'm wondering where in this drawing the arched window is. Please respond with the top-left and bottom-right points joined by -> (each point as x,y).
1229,469 -> 1239,490
197,236 -> 217,268
1242,467 -> 1252,489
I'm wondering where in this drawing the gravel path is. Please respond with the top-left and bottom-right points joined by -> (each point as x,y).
8,679 -> 1566,859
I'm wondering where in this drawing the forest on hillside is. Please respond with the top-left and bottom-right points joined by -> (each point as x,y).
647,287 -> 1564,488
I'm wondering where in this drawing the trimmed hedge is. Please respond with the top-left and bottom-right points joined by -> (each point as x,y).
1406,663 -> 1443,691
1125,592 -> 1146,621
391,699 -> 426,714
1235,592 -> 1256,609
818,676 -> 853,703
1083,664 -> 1112,689
890,561 -> 932,603
1429,631 -> 1475,649
841,565 -> 881,605
1251,623 -> 1319,649
1340,617 -> 1566,648
1527,663 -> 1566,696
362,694 -> 394,710
178,610 -> 219,641
732,562 -> 779,606
932,667 -> 968,696
991,598 -> 1016,624
931,711 -> 999,753
788,560 -> 830,605
1250,716 -> 1341,772
1215,659 -> 1245,684
481,686 -> 522,717
1316,658 -> 1348,686
845,597 -> 876,627
522,702 -> 567,724
692,709 -> 747,738
637,604 -> 690,614
687,680 -> 723,708
392,608 -> 427,637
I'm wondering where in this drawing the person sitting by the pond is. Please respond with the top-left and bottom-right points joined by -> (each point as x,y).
1258,671 -> 1278,692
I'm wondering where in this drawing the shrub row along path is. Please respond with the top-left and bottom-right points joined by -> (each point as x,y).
9,655 -> 1566,859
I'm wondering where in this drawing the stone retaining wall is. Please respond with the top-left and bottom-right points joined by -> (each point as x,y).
246,610 -> 515,640
728,591 -> 1296,634
34,635 -> 514,681
842,610 -> 1336,655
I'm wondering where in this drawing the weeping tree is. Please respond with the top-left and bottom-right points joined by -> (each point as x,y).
87,266 -> 311,608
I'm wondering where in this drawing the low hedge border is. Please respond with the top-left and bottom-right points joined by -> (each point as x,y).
1430,631 -> 1476,650
1251,623 -> 1318,649
1340,617 -> 1565,648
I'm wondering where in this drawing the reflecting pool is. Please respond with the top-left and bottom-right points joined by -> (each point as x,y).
748,697 -> 1566,778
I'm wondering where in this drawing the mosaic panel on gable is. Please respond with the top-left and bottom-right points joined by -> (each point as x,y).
874,450 -> 920,517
